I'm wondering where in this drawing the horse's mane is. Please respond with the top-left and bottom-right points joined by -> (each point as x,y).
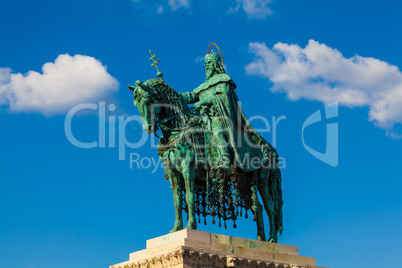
144,79 -> 192,127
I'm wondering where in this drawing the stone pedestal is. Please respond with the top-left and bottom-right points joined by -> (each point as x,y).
110,229 -> 329,268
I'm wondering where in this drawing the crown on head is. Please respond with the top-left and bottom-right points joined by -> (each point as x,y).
205,52 -> 221,63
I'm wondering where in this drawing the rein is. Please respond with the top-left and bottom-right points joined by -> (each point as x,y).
157,106 -> 200,125
156,106 -> 200,132
150,106 -> 200,139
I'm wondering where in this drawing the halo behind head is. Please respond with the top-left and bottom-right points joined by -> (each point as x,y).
207,43 -> 224,66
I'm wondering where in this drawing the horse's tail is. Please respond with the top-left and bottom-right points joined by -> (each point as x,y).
270,150 -> 284,235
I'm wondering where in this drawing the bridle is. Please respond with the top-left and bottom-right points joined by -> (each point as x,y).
137,83 -> 201,138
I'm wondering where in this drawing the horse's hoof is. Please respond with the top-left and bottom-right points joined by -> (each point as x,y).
169,223 -> 183,233
257,235 -> 266,241
184,222 -> 197,230
267,238 -> 277,243
169,228 -> 182,233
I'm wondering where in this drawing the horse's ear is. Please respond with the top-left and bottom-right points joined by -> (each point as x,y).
135,80 -> 143,87
128,85 -> 135,91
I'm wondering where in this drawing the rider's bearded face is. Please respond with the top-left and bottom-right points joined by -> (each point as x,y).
205,59 -> 215,80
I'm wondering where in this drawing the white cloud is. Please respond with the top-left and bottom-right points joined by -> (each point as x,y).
0,54 -> 119,116
230,0 -> 273,19
168,0 -> 189,11
246,40 -> 402,134
156,5 -> 164,13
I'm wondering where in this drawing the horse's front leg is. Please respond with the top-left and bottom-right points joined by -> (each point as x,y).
182,151 -> 197,230
169,174 -> 183,233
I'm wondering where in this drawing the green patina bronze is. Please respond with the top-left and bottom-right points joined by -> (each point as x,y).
129,45 -> 283,243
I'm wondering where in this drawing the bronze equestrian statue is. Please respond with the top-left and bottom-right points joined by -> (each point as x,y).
129,44 -> 283,243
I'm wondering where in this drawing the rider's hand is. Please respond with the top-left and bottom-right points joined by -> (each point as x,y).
193,101 -> 203,109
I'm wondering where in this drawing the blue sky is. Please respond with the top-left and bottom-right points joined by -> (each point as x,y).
0,0 -> 402,267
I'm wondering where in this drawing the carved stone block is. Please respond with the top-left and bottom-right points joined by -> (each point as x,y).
110,230 -> 329,268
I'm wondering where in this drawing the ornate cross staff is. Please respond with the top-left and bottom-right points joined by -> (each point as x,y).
149,50 -> 164,82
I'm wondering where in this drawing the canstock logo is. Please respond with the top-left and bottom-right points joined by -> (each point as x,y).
302,101 -> 339,167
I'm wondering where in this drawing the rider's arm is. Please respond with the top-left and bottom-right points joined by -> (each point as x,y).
179,92 -> 198,104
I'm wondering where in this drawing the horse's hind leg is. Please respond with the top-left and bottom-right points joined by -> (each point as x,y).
257,168 -> 277,243
256,201 -> 266,241
169,174 -> 183,233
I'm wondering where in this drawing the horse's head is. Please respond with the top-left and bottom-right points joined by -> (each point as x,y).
129,79 -> 162,133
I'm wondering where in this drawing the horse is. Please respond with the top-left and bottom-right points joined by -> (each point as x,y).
129,78 -> 283,243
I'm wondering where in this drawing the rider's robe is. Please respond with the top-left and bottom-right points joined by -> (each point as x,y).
180,73 -> 278,172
